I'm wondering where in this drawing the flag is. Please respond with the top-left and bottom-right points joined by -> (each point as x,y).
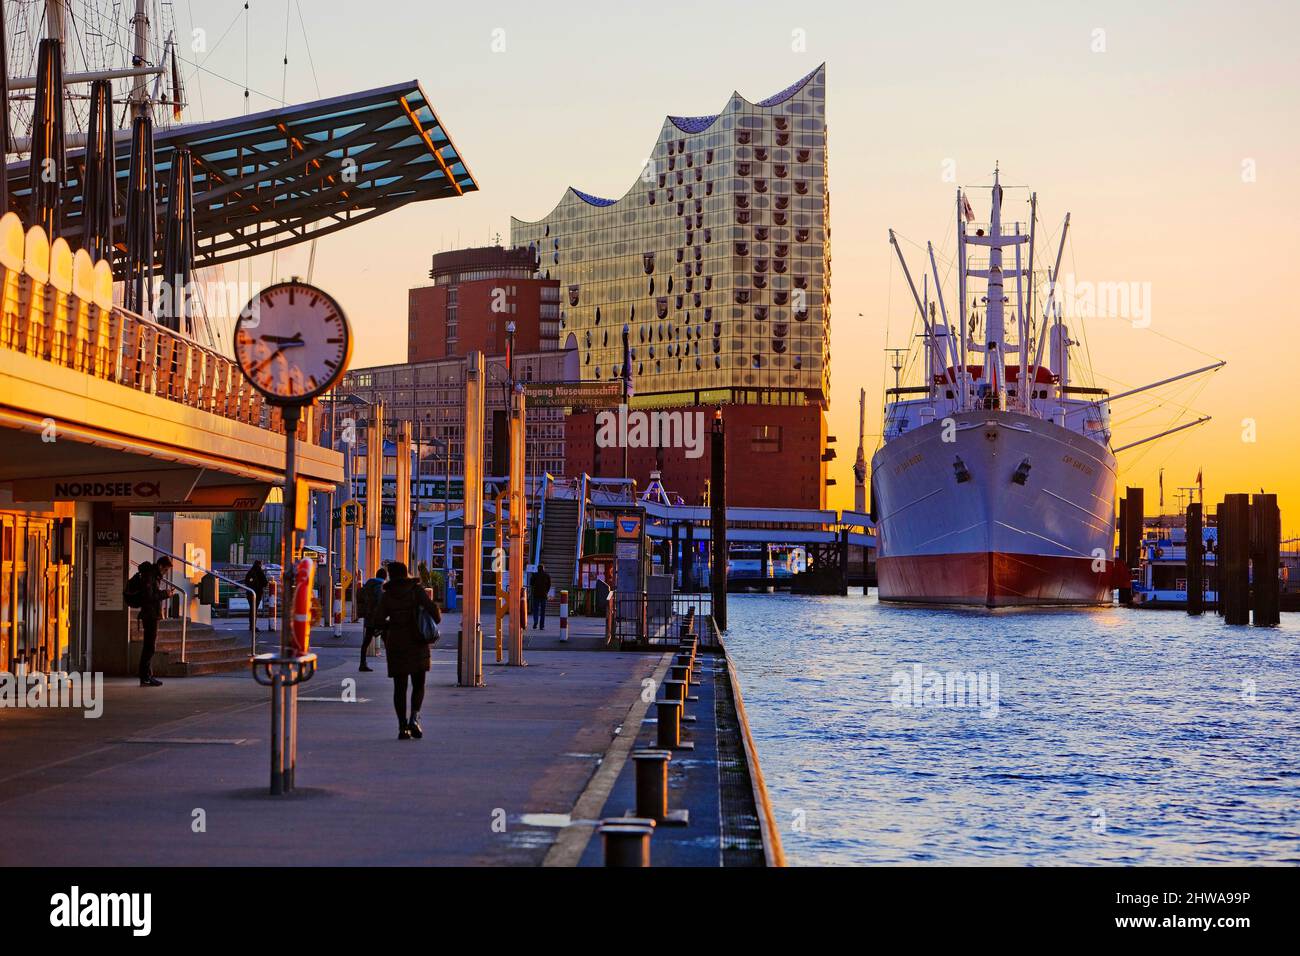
1158,469 -> 1164,508
961,193 -> 976,222
1196,467 -> 1203,503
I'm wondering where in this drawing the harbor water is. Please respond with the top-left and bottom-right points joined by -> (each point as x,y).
724,592 -> 1300,865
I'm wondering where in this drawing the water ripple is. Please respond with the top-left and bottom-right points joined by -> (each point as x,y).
725,593 -> 1300,865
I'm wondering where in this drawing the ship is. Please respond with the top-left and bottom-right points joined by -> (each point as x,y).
1131,512 -> 1219,608
871,169 -> 1221,607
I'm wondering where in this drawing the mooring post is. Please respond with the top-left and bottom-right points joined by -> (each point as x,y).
1187,502 -> 1204,616
1251,493 -> 1280,627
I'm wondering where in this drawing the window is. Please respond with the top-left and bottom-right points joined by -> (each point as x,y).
751,425 -> 782,453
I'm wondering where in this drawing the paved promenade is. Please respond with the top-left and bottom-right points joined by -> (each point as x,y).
0,613 -> 672,866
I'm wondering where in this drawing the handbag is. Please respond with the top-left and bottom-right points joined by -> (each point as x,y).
417,606 -> 441,645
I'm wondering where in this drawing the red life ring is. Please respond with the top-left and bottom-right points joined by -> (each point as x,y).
292,557 -> 316,654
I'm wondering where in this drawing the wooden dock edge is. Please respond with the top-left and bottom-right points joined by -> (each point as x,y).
717,632 -> 787,868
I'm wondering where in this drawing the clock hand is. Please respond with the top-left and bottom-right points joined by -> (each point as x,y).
262,333 -> 305,344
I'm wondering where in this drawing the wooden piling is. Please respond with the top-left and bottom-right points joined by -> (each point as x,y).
1251,493 -> 1280,627
1186,502 -> 1204,616
1221,494 -> 1251,625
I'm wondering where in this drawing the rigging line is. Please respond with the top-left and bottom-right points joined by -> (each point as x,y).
279,0 -> 290,106
292,0 -> 318,98
1066,231 -> 1099,389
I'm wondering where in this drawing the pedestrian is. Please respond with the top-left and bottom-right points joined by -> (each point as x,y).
242,560 -> 269,632
373,562 -> 441,740
127,557 -> 171,687
357,566 -> 387,672
530,563 -> 552,631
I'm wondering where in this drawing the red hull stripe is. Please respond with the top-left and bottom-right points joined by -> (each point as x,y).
878,552 -> 1116,607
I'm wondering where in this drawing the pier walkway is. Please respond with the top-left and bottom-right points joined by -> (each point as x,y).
0,613 -> 737,866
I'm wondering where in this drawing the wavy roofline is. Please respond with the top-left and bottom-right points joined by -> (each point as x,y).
511,64 -> 825,227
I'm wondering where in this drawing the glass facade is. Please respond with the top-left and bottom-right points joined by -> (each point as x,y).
510,65 -> 830,408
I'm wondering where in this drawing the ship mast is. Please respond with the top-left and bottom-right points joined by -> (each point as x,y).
853,388 -> 867,513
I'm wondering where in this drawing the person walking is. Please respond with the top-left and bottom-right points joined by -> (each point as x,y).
357,566 -> 387,672
530,563 -> 552,631
242,560 -> 269,632
373,562 -> 440,740
133,557 -> 171,687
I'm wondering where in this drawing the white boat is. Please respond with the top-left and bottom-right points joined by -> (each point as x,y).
871,169 -> 1219,607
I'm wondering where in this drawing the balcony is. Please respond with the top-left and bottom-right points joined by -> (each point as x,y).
0,213 -> 342,498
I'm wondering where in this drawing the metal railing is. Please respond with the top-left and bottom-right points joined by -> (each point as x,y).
0,233 -> 316,443
608,591 -> 717,650
130,537 -> 260,657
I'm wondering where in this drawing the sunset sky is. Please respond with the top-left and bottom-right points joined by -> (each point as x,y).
184,0 -> 1299,530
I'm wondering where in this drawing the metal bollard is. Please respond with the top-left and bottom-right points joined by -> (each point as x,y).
670,661 -> 690,685
655,698 -> 693,750
662,678 -> 687,704
559,589 -> 569,642
632,749 -> 689,825
600,818 -> 655,866
674,653 -> 698,685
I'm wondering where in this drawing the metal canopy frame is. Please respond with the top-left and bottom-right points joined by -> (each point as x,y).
4,80 -> 479,274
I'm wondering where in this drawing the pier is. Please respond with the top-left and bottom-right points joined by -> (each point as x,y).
0,613 -> 780,867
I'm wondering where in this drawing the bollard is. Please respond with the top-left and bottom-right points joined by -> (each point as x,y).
675,653 -> 699,686
559,589 -> 569,642
662,678 -> 687,703
631,749 -> 689,826
670,661 -> 690,685
600,818 -> 655,866
655,698 -> 693,750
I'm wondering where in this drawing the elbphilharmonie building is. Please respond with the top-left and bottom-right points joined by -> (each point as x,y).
512,65 -> 831,508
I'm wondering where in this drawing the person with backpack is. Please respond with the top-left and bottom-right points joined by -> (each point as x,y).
125,557 -> 171,687
242,560 -> 269,632
530,563 -> 553,631
357,566 -> 387,672
373,561 -> 441,740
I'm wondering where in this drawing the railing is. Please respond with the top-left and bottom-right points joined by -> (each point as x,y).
609,591 -> 717,650
131,537 -> 260,658
0,212 -> 314,442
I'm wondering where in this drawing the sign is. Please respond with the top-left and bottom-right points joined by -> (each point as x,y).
615,514 -> 642,539
522,381 -> 624,409
12,469 -> 202,504
146,484 -> 272,512
615,540 -> 640,561
92,529 -> 125,611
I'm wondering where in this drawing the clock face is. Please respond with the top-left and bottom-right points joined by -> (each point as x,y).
234,282 -> 352,403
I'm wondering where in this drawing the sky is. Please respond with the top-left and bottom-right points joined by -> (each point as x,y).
172,0 -> 1299,530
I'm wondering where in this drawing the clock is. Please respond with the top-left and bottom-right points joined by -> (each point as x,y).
234,281 -> 352,404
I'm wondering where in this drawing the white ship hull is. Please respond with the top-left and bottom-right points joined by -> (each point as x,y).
871,410 -> 1120,607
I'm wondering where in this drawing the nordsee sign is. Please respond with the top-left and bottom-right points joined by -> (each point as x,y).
11,470 -> 201,503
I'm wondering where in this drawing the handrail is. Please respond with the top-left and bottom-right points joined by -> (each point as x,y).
532,472 -> 552,570
573,473 -> 589,588
130,537 -> 259,656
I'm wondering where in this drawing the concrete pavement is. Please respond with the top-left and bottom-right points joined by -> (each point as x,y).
0,613 -> 668,866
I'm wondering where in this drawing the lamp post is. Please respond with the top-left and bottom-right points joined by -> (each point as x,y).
622,323 -> 631,481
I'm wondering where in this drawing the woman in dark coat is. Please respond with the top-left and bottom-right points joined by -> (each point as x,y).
373,561 -> 441,740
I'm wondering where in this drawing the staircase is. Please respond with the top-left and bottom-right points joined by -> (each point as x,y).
539,497 -> 582,605
151,619 -> 251,677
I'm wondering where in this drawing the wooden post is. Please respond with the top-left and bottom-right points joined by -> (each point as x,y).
1117,496 -> 1130,604
1221,493 -> 1251,625
1186,502 -> 1204,616
1251,493 -> 1280,627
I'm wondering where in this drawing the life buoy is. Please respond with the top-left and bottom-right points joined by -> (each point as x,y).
292,557 -> 316,654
